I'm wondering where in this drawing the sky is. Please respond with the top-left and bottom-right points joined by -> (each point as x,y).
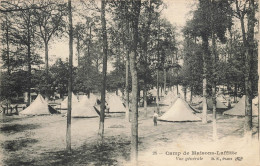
162,0 -> 195,28
47,0 -> 195,68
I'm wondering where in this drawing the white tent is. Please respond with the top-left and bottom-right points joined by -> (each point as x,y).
107,94 -> 126,113
60,93 -> 79,109
191,97 -> 227,110
20,94 -> 59,115
159,97 -> 201,122
191,95 -> 203,104
207,98 -> 228,109
71,95 -> 99,118
217,95 -> 228,104
223,95 -> 258,116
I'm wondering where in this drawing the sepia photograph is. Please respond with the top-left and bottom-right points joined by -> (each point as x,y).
0,0 -> 259,165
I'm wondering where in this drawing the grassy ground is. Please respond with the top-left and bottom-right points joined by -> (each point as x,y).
0,103 -> 259,166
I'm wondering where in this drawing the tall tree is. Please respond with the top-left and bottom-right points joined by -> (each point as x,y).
98,0 -> 108,144
140,0 -> 156,117
243,0 -> 256,137
234,0 -> 257,137
210,0 -> 218,139
189,0 -> 231,124
10,2 -> 38,106
124,1 -> 130,121
66,0 -> 73,153
34,1 -> 66,98
74,23 -> 85,66
129,0 -> 141,164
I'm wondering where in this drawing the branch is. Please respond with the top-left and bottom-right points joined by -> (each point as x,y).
0,3 -> 54,13
47,16 -> 63,42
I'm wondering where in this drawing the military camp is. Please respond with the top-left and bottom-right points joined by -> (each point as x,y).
0,0 -> 259,165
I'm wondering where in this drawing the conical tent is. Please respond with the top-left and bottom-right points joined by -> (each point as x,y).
207,98 -> 228,109
217,95 -> 228,104
107,94 -> 126,113
20,94 -> 59,115
60,93 -> 79,109
223,95 -> 258,116
191,97 -> 227,110
191,95 -> 203,104
71,96 -> 98,118
159,97 -> 201,122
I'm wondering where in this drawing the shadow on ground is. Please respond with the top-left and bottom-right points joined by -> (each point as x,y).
0,124 -> 40,134
1,138 -> 38,152
3,136 -> 131,166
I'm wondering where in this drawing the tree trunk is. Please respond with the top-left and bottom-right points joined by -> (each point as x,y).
125,13 -> 130,121
184,86 -> 187,101
88,24 -> 92,63
129,1 -> 141,164
190,86 -> 193,103
142,0 -> 152,118
163,67 -> 167,95
202,35 -> 208,124
5,14 -> 11,109
160,84 -> 163,97
144,83 -> 147,117
236,0 -> 254,138
234,83 -> 237,102
5,14 -> 10,75
0,65 -> 2,115
66,0 -> 73,153
45,41 -> 49,74
244,0 -> 255,138
129,52 -> 138,165
176,83 -> 179,95
116,36 -> 119,91
27,13 -> 31,106
258,0 -> 260,146
211,0 -> 217,140
98,0 -> 108,145
44,41 -> 50,99
77,34 -> 80,66
156,19 -> 160,114
125,51 -> 130,121
156,68 -> 160,113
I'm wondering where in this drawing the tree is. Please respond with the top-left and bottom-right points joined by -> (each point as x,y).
243,0 -> 257,137
140,0 -> 157,116
34,1 -> 66,98
107,0 -> 130,120
129,0 -> 141,164
10,2 -> 39,106
190,0 -> 230,124
98,0 -> 108,144
66,0 -> 73,153
48,58 -> 69,98
233,0 -> 258,137
74,23 -> 85,66
181,23 -> 204,101
209,0 -> 232,140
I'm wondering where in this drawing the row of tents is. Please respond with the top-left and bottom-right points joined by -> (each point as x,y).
158,91 -> 258,122
161,91 -> 228,109
20,93 -> 127,117
19,90 -> 259,122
